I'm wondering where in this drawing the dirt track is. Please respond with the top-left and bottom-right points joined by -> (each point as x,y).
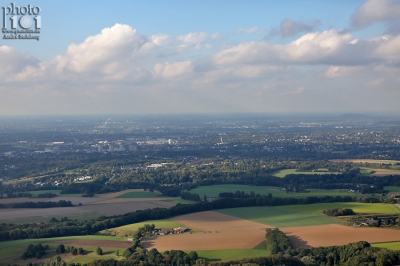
142,211 -> 271,251
282,224 -> 400,248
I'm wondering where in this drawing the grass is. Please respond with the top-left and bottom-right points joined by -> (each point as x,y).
116,191 -> 161,198
385,186 -> 400,192
372,242 -> 400,250
276,202 -> 400,214
216,207 -> 340,227
101,219 -> 186,237
0,235 -> 124,265
67,247 -> 122,264
0,211 -> 103,224
190,184 -> 281,198
190,184 -> 356,199
271,169 -> 341,178
28,190 -> 61,197
196,249 -> 270,262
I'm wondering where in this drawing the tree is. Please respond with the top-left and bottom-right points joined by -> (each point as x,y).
115,249 -> 119,256
56,244 -> 65,253
96,247 -> 103,255
77,247 -> 84,255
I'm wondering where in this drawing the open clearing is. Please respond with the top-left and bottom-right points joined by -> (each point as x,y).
276,202 -> 400,214
271,169 -> 341,178
282,224 -> 400,248
141,211 -> 270,251
216,207 -> 340,227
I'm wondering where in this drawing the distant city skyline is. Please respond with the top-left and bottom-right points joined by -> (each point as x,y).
1,0 -> 400,115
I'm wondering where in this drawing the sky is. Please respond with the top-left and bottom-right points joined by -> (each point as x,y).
1,0 -> 400,115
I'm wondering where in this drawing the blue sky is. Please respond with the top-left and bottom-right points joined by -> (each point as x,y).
1,0 -> 400,115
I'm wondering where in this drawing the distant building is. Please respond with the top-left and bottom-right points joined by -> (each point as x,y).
173,227 -> 187,233
159,228 -> 172,235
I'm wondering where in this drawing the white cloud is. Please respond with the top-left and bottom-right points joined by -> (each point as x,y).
151,34 -> 172,46
177,32 -> 209,51
0,46 -> 39,76
214,29 -> 400,66
351,0 -> 400,27
1,23 -> 400,115
153,61 -> 193,79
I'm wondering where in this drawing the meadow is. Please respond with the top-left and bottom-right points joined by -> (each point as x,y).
189,184 -> 355,198
0,235 -> 126,266
276,202 -> 400,214
372,241 -> 400,250
385,186 -> 400,192
271,169 -> 341,178
216,206 -> 341,227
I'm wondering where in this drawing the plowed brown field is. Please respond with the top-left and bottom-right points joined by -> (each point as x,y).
282,224 -> 400,248
142,211 -> 272,251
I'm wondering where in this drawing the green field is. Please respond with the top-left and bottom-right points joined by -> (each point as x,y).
196,249 -> 270,262
372,242 -> 400,250
271,169 -> 341,178
0,235 -> 124,265
276,202 -> 400,214
385,186 -> 400,192
216,206 -> 340,227
102,219 -> 186,237
190,184 -> 355,198
28,190 -> 61,197
116,191 -> 161,198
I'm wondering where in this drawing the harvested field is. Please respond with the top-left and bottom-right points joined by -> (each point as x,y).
0,207 -> 94,220
142,211 -> 271,251
0,196 -> 102,205
90,197 -> 171,204
80,200 -> 174,215
281,224 -> 400,248
44,239 -> 132,249
370,170 -> 400,177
